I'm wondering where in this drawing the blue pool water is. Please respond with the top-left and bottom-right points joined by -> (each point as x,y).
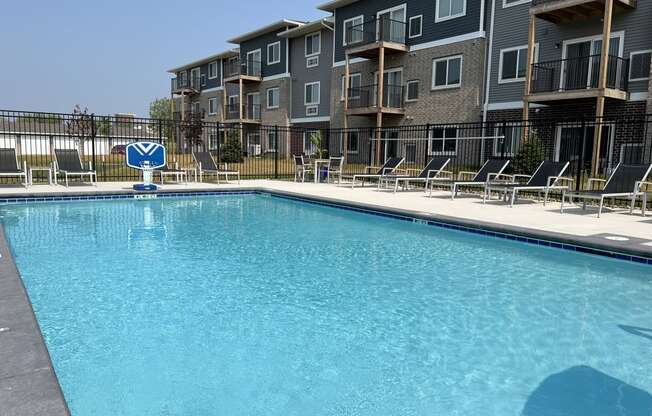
2,194 -> 652,415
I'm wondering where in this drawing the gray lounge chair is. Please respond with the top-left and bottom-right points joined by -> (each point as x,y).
561,163 -> 652,218
429,158 -> 510,199
484,161 -> 571,207
379,157 -> 451,193
350,157 -> 405,188
0,148 -> 28,188
192,151 -> 240,184
54,149 -> 96,187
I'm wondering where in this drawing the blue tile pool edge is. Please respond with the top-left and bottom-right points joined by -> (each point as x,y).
0,189 -> 650,267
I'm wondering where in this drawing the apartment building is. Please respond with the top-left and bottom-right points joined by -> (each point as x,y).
484,0 -> 652,172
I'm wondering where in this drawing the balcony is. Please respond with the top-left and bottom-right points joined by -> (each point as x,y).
171,76 -> 201,95
344,17 -> 407,59
224,103 -> 262,123
223,58 -> 262,83
346,84 -> 405,116
528,54 -> 629,102
531,0 -> 636,23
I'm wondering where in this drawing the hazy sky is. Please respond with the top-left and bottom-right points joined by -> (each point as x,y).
0,0 -> 326,117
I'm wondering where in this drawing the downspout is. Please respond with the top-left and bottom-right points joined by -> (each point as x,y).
481,0 -> 497,162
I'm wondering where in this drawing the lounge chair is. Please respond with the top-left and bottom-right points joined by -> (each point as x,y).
429,158 -> 510,200
192,151 -> 240,184
484,161 -> 571,207
561,163 -> 652,218
53,149 -> 96,187
0,148 -> 28,188
350,157 -> 405,188
379,157 -> 451,193
293,155 -> 313,182
155,162 -> 187,184
325,156 -> 344,184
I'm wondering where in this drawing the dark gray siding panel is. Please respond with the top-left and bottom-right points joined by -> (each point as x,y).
175,59 -> 223,91
240,29 -> 291,77
290,29 -> 334,119
333,0 -> 484,63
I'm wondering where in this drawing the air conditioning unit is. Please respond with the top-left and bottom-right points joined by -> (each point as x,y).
248,144 -> 262,156
306,105 -> 319,117
306,56 -> 319,68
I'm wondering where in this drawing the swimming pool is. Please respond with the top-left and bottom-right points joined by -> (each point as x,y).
2,194 -> 651,415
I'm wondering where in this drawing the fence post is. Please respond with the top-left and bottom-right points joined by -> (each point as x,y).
90,113 -> 97,179
158,119 -> 163,144
424,123 -> 430,165
577,118 -> 587,191
274,125 -> 279,179
216,123 -> 221,163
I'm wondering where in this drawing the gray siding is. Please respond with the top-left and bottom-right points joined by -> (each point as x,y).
289,29 -> 334,120
488,0 -> 652,104
240,29 -> 291,77
333,0 -> 485,63
175,59 -> 223,91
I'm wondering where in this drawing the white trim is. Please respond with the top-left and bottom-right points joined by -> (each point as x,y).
493,122 -> 524,157
305,31 -> 322,57
431,55 -> 463,90
628,50 -> 652,81
307,55 -> 320,68
408,15 -> 423,39
267,41 -> 281,65
629,92 -> 649,101
333,56 -> 368,67
267,87 -> 280,109
554,124 -> 615,170
247,48 -> 262,68
291,116 -> 331,123
340,72 -> 361,101
306,105 -> 319,117
304,81 -> 321,105
343,15 -> 364,46
409,31 -> 485,52
435,0 -> 467,23
208,61 -> 219,79
498,44 -> 538,84
405,80 -> 420,102
200,86 -> 224,93
482,0 -> 496,123
487,101 -> 546,110
262,72 -> 291,82
502,0 -> 530,7
560,31 -> 625,90
208,97 -> 218,115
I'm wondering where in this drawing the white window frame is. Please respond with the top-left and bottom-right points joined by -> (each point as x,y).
346,130 -> 359,154
428,126 -> 458,156
343,15 -> 364,46
408,15 -> 423,39
435,0 -> 466,22
560,31 -> 624,90
341,73 -> 362,101
502,0 -> 531,8
405,80 -> 420,102
498,44 -> 538,84
305,32 -> 321,57
307,56 -> 319,68
267,87 -> 280,109
629,50 -> 652,81
431,55 -> 463,90
493,123 -> 524,157
267,42 -> 281,65
208,98 -> 217,115
208,61 -> 218,79
304,81 -> 321,105
306,105 -> 319,117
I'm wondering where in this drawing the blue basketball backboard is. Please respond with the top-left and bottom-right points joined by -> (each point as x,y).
126,142 -> 166,170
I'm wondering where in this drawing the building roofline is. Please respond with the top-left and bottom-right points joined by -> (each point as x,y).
317,0 -> 360,12
227,19 -> 305,44
167,49 -> 240,73
277,18 -> 334,38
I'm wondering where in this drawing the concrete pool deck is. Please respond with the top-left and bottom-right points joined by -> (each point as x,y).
0,179 -> 650,415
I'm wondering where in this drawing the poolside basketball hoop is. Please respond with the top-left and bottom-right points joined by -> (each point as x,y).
126,142 -> 166,192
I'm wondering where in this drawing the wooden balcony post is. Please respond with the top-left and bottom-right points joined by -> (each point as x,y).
591,0 -> 614,177
375,46 -> 386,166
523,15 -> 536,142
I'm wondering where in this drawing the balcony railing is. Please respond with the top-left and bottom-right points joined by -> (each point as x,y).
173,111 -> 205,122
225,103 -> 262,121
223,58 -> 262,79
532,0 -> 636,6
347,84 -> 404,110
171,76 -> 201,93
344,17 -> 406,49
530,55 -> 629,94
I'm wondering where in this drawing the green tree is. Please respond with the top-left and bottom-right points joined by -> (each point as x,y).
512,130 -> 545,175
220,131 -> 244,164
96,116 -> 112,136
149,98 -> 176,151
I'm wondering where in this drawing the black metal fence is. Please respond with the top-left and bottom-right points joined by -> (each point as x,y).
1,110 -> 651,189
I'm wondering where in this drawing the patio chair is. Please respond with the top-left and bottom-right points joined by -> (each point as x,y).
350,157 -> 405,188
0,148 -> 28,188
294,155 -> 313,182
155,162 -> 187,184
560,163 -> 652,218
379,157 -> 452,193
325,156 -> 344,184
192,151 -> 240,184
429,158 -> 510,200
484,161 -> 571,207
53,149 -> 97,187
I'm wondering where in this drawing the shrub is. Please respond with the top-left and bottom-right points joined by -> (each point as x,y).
512,130 -> 545,175
220,135 -> 243,164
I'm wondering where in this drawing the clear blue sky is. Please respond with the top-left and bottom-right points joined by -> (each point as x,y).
0,0 -> 326,117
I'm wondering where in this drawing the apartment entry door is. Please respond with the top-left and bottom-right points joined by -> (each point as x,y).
563,37 -> 620,90
246,93 -> 261,119
374,69 -> 403,107
381,131 -> 399,161
377,6 -> 406,43
556,124 -> 614,175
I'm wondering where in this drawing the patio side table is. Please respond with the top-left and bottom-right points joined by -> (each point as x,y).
29,166 -> 53,186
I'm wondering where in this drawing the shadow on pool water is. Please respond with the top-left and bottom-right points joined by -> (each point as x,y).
522,365 -> 652,415
619,325 -> 652,342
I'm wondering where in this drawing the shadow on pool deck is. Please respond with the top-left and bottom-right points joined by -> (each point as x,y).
619,325 -> 652,342
522,365 -> 652,415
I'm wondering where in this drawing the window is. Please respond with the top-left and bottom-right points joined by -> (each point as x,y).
432,55 -> 462,89
267,130 -> 278,152
499,46 -> 535,83
429,127 -> 458,155
306,105 -> 319,116
209,133 -> 219,150
343,15 -> 364,45
406,80 -> 420,101
267,42 -> 281,65
191,101 -> 201,115
208,61 -> 218,79
503,0 -> 530,7
307,56 -> 319,68
630,50 -> 651,81
409,15 -> 422,38
347,130 -> 359,154
305,82 -> 320,105
494,124 -> 523,156
208,98 -> 217,115
436,0 -> 466,21
305,32 -> 321,56
341,73 -> 362,100
304,130 -> 318,155
200,74 -> 207,86
267,87 -> 279,109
